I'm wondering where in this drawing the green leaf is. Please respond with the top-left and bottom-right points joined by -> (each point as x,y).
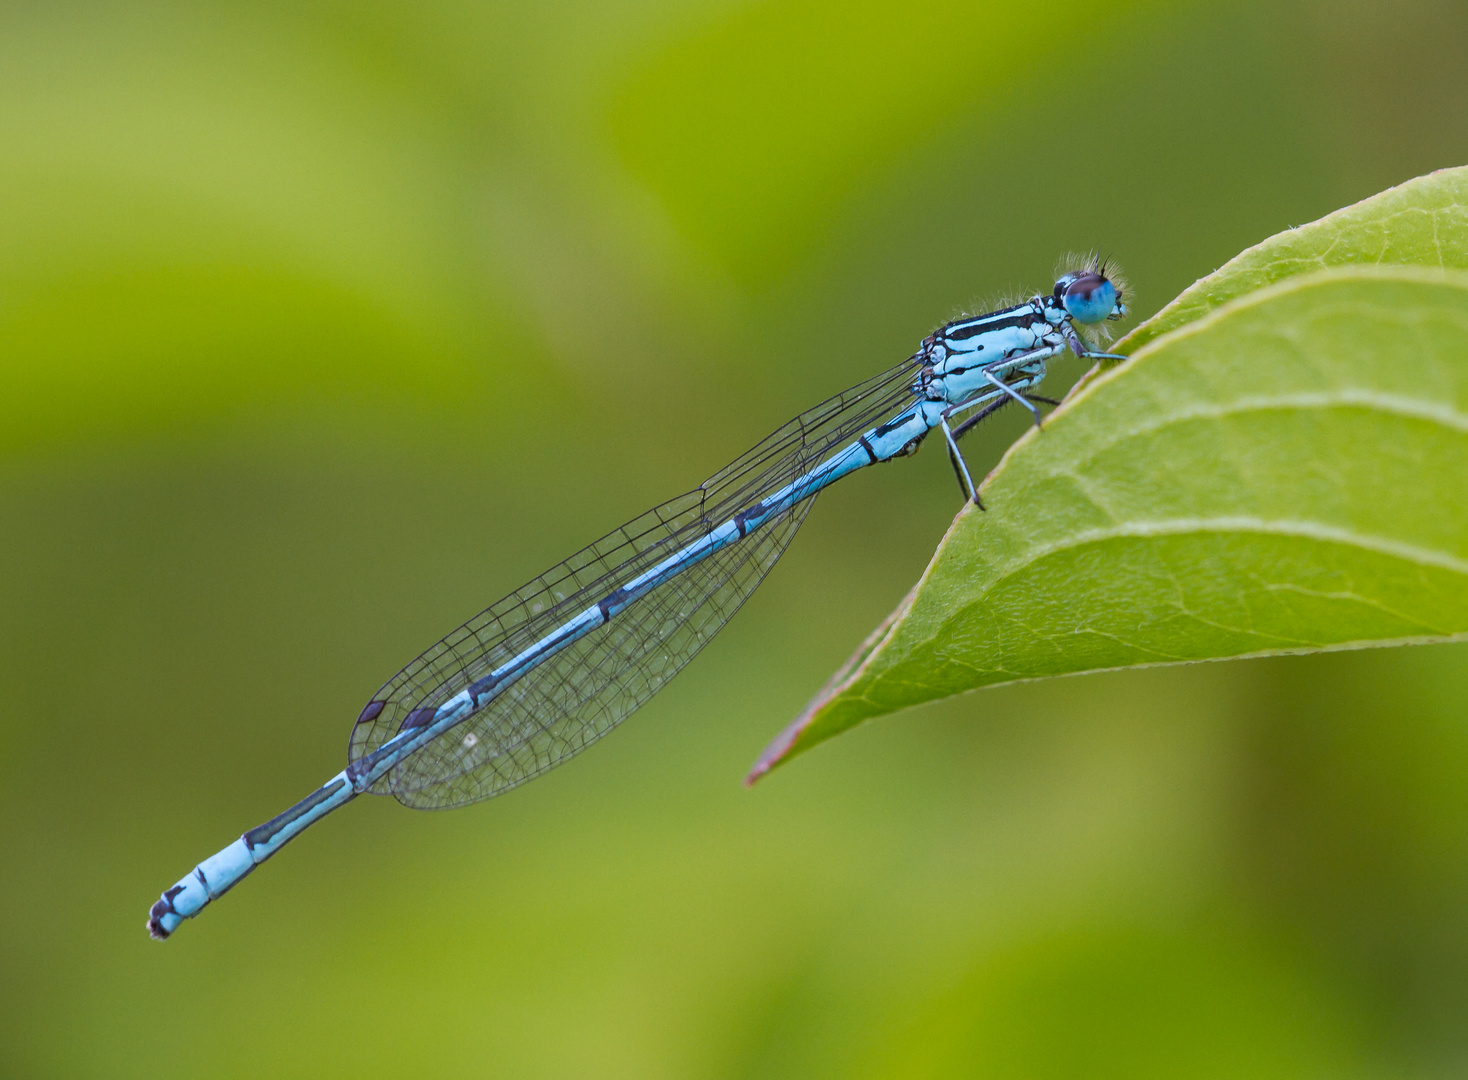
748,266 -> 1468,780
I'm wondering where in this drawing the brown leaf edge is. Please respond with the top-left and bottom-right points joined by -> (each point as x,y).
743,584 -> 917,785
743,503 -> 977,785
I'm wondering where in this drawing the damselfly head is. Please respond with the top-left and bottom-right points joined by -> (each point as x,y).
1053,256 -> 1128,324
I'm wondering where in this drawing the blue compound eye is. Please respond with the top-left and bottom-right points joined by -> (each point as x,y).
1059,272 -> 1117,324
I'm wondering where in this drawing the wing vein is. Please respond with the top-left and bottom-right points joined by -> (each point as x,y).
347,356 -> 923,809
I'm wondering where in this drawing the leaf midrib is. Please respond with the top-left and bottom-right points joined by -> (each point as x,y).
872,517 -> 1468,690
1060,390 -> 1468,448
989,517 -> 1468,580
983,390 -> 1468,535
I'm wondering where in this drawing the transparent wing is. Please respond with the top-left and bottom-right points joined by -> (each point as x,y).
347,356 -> 923,809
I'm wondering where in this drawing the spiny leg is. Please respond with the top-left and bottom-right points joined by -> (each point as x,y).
949,395 -> 1010,441
951,393 -> 1060,442
983,370 -> 1044,428
945,441 -> 984,509
1065,326 -> 1127,361
939,417 -> 981,507
942,386 -> 1064,505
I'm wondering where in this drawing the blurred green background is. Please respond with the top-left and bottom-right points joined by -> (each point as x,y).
4,1 -> 1468,1076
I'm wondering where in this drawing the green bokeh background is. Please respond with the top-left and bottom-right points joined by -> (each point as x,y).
4,1 -> 1468,1076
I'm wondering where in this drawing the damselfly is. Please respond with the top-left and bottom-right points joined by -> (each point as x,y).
148,258 -> 1128,939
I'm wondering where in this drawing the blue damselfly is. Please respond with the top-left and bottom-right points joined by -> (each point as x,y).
148,259 -> 1128,939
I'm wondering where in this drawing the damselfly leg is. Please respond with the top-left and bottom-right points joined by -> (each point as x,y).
982,370 -> 1045,427
1064,325 -> 1127,361
938,392 -> 1063,503
939,417 -> 978,505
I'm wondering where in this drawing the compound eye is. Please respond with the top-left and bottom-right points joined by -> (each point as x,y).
1061,273 -> 1117,324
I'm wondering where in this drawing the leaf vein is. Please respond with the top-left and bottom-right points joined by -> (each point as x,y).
1002,517 -> 1468,578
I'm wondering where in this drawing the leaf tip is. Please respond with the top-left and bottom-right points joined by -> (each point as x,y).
743,712 -> 808,785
